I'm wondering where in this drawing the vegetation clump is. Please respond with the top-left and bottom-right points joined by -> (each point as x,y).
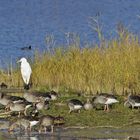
1,29 -> 140,96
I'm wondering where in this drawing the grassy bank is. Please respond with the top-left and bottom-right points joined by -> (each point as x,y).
41,92 -> 140,127
1,31 -> 140,95
2,92 -> 139,128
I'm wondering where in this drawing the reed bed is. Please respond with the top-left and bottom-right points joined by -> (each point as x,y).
1,32 -> 140,95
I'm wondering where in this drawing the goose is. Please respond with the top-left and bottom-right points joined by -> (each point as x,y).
68,99 -> 83,113
23,116 -> 39,131
23,92 -> 51,105
0,93 -> 26,110
35,92 -> 51,101
84,98 -> 93,110
7,101 -> 32,117
93,93 -> 119,111
0,93 -> 12,108
10,96 -> 27,104
9,117 -> 39,132
23,92 -> 40,104
54,115 -> 65,126
124,94 -> 140,109
9,118 -> 30,132
39,115 -> 55,133
49,90 -> 58,101
35,98 -> 49,111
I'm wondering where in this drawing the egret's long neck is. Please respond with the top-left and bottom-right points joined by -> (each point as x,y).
21,61 -> 27,67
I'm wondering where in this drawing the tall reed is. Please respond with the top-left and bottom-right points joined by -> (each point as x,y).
31,32 -> 140,95
1,32 -> 140,95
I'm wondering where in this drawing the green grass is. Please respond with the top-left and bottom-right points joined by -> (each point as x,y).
36,92 -> 140,128
0,91 -> 139,136
0,91 -> 138,129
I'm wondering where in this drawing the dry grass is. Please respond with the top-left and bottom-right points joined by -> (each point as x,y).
1,32 -> 140,95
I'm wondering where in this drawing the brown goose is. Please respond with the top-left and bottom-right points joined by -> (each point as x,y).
23,92 -> 51,105
49,90 -> 58,100
39,115 -> 54,133
124,94 -> 140,109
7,101 -> 32,117
35,98 -> 49,111
9,117 -> 39,132
93,93 -> 119,111
84,98 -> 93,110
0,93 -> 26,111
9,118 -> 30,132
68,99 -> 83,113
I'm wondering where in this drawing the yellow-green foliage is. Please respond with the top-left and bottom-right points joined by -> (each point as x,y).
1,33 -> 140,95
31,33 -> 140,94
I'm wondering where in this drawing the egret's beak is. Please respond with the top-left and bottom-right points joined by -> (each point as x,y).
17,60 -> 21,63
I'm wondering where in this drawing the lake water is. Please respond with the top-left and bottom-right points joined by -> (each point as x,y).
0,126 -> 140,140
0,1 -> 140,139
0,0 -> 140,68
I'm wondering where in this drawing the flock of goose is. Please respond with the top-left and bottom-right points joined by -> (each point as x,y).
68,93 -> 140,113
0,57 -> 140,134
0,90 -> 61,133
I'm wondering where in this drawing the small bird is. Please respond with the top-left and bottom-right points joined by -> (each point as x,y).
0,82 -> 8,89
17,57 -> 32,90
21,45 -> 32,50
93,93 -> 119,112
68,99 -> 83,114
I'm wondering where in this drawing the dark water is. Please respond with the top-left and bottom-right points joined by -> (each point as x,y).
0,0 -> 140,68
0,114 -> 140,140
0,127 -> 140,140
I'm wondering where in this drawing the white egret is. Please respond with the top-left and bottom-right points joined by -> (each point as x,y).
17,57 -> 32,90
